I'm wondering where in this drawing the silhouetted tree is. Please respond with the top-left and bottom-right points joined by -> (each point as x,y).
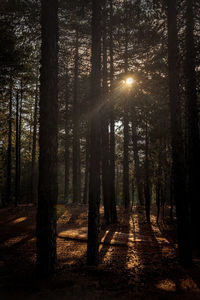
72,29 -> 81,204
87,0 -> 101,266
36,0 -> 58,276
166,0 -> 192,264
185,0 -> 200,256
15,91 -> 19,207
109,0 -> 117,223
31,79 -> 39,204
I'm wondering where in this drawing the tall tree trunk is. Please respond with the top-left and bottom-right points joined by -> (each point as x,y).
101,6 -> 111,224
36,0 -> 58,276
131,106 -> 144,206
156,181 -> 161,224
109,0 -> 117,223
18,81 -> 23,201
166,0 -> 192,264
185,0 -> 200,256
0,143 -> 5,206
144,120 -> 150,223
15,92 -> 19,207
31,79 -> 38,204
72,29 -> 81,204
64,72 -> 70,204
123,0 -> 130,210
83,128 -> 89,204
169,168 -> 174,220
123,105 -> 130,209
29,111 -> 33,152
87,0 -> 101,266
6,80 -> 12,205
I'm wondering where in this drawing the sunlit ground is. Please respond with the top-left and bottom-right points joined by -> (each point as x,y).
0,204 -> 200,299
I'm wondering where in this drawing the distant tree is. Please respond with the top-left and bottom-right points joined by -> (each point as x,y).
36,0 -> 58,276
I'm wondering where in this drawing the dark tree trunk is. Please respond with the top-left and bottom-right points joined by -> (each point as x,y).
87,0 -> 101,266
115,164 -> 119,205
6,80 -> 12,205
123,105 -> 130,210
185,0 -> 200,255
123,0 -> 130,210
29,111 -> 33,152
101,6 -> 111,224
18,81 -> 23,201
109,0 -> 117,223
144,121 -> 150,223
15,92 -> 19,207
156,149 -> 162,224
170,168 -> 174,220
131,107 -> 144,206
64,72 -> 70,204
166,0 -> 192,265
31,79 -> 38,204
72,29 -> 81,204
83,129 -> 89,204
36,0 -> 58,276
131,178 -> 134,209
156,181 -> 161,224
0,143 -> 5,206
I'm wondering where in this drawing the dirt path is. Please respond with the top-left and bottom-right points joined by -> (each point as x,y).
0,205 -> 200,299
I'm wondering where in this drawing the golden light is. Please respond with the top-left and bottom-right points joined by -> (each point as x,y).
126,77 -> 134,86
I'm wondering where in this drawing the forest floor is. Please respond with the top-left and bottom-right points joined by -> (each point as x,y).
0,204 -> 200,300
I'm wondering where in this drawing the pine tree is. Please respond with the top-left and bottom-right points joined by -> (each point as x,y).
36,0 -> 58,276
166,0 -> 192,265
87,0 -> 101,266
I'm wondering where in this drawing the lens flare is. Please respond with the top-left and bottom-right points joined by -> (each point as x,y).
126,77 -> 134,86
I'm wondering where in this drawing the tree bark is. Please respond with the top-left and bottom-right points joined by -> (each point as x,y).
6,79 -> 12,205
166,0 -> 192,264
123,0 -> 130,210
101,6 -> 111,224
185,0 -> 200,256
131,107 -> 144,206
109,0 -> 117,223
144,120 -> 150,223
18,81 -> 23,201
64,72 -> 70,204
72,29 -> 81,204
123,104 -> 130,209
87,0 -> 101,266
15,91 -> 19,207
36,0 -> 58,276
83,128 -> 89,204
31,79 -> 38,204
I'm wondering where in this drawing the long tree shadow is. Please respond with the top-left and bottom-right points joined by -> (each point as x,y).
133,206 -> 200,298
102,208 -> 131,276
128,206 -> 164,293
0,206 -> 35,245
99,223 -> 119,263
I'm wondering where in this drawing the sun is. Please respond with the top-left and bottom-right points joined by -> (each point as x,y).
126,77 -> 134,86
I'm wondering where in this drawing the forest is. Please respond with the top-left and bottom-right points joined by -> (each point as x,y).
0,0 -> 200,299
